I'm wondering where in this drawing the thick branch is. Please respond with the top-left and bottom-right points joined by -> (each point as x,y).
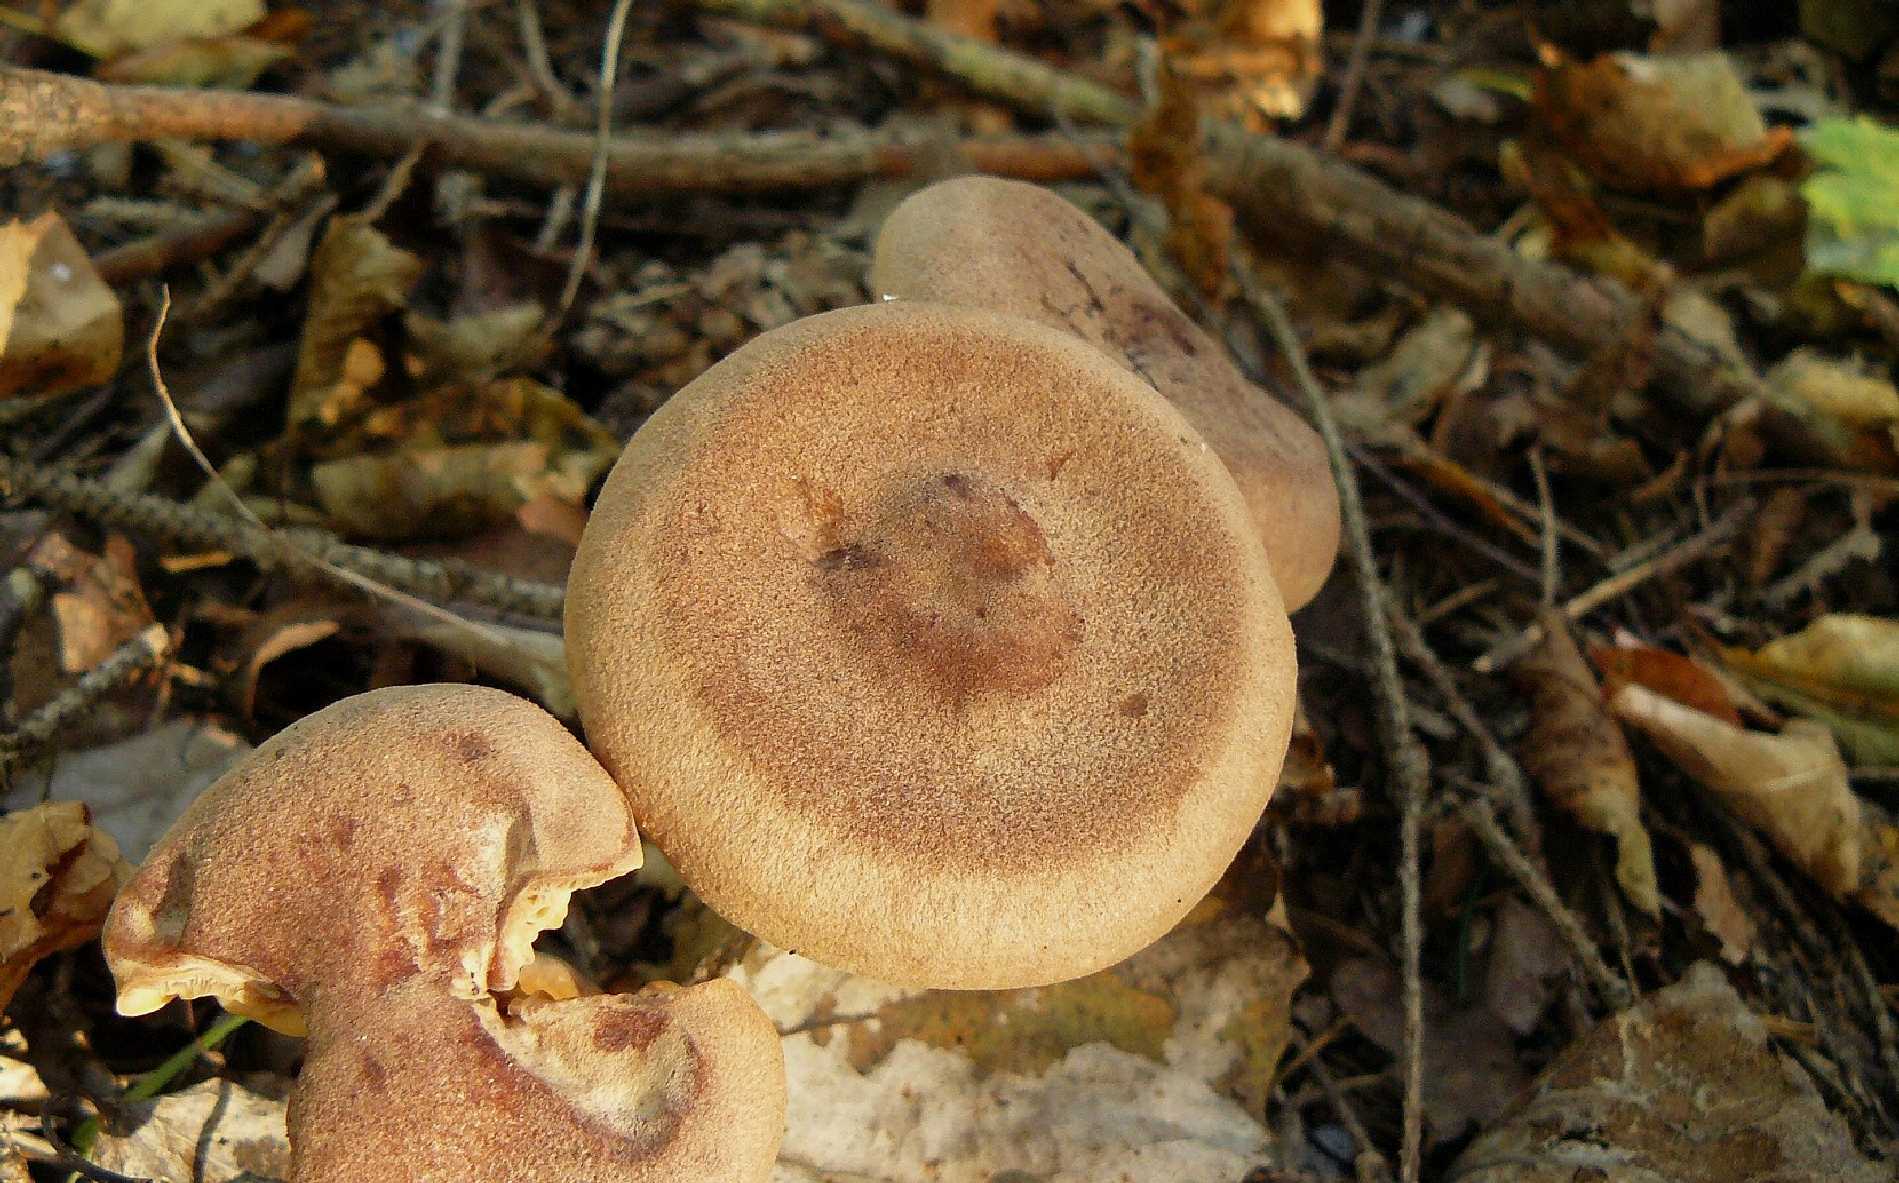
1203,123 -> 1765,422
0,67 -> 1118,192
685,0 -> 1139,127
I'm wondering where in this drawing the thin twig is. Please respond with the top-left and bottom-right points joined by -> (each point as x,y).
1309,1054 -> 1394,1183
1234,252 -> 1428,1183
1323,0 -> 1383,152
1472,499 -> 1754,673
144,291 -> 511,645
1528,446 -> 1558,606
683,0 -> 1138,126
1461,796 -> 1633,1010
516,0 -> 579,115
0,456 -> 565,618
1385,597 -> 1541,860
0,622 -> 170,778
430,0 -> 471,114
553,0 -> 637,324
0,67 -> 1118,192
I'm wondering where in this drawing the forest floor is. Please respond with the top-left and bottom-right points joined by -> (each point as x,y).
2,2 -> 1898,1181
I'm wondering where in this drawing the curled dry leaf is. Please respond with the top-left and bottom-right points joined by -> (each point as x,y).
90,1078 -> 291,1183
0,803 -> 131,1013
1533,51 -> 1791,191
287,215 -> 425,429
730,884 -> 1308,1182
1516,612 -> 1660,915
1591,642 -> 1740,727
1610,683 -> 1864,899
0,212 -> 124,400
1451,963 -> 1886,1183
1723,613 -> 1899,765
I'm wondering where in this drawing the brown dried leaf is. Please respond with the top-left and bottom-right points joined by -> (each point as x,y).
52,0 -> 262,58
0,212 -> 124,400
1761,350 -> 1899,472
1722,614 -> 1899,764
1483,897 -> 1568,1036
1164,0 -> 1323,127
1129,61 -> 1234,298
1611,684 -> 1861,897
94,35 -> 290,87
1516,612 -> 1660,915
1332,957 -> 1526,1136
1452,963 -> 1885,1183
286,215 -> 425,429
42,534 -> 155,674
1685,842 -> 1754,964
1534,50 -> 1791,192
0,803 -> 131,1013
1590,643 -> 1740,727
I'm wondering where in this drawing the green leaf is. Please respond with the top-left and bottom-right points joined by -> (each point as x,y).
1802,116 -> 1899,287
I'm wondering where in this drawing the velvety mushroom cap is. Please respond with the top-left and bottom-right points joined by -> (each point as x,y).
565,302 -> 1296,988
869,175 -> 1341,611
104,684 -> 785,1183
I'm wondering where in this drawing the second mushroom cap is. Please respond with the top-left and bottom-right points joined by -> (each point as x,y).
565,301 -> 1297,989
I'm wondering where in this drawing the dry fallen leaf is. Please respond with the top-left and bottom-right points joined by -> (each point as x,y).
1164,0 -> 1323,127
4,718 -> 251,861
1452,963 -> 1886,1183
1761,350 -> 1899,472
1723,614 -> 1899,764
1483,896 -> 1568,1037
0,803 -> 130,1013
1516,612 -> 1660,915
1534,51 -> 1791,191
52,0 -> 264,58
90,1078 -> 291,1183
1610,684 -> 1862,898
39,533 -> 155,674
94,34 -> 291,88
1331,957 -> 1527,1138
727,878 -> 1307,1182
0,212 -> 124,400
1685,842 -> 1755,965
287,214 -> 425,430
1591,642 -> 1740,727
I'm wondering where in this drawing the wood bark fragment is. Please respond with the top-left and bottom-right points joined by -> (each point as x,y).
0,66 -> 1118,193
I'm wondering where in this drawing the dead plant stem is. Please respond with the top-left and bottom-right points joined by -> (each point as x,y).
1235,254 -> 1428,1183
0,622 -> 170,778
1324,0 -> 1384,152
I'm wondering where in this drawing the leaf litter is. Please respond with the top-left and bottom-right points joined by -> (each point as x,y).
2,1 -> 1899,1181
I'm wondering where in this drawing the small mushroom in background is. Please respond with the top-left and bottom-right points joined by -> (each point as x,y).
103,684 -> 786,1183
565,301 -> 1298,989
869,174 -> 1342,612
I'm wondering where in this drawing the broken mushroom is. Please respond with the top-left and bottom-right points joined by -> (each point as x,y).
565,301 -> 1297,988
103,684 -> 786,1183
870,175 -> 1341,611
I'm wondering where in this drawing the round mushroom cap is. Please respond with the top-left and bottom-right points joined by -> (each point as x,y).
869,174 -> 1341,611
565,302 -> 1296,989
104,684 -> 785,1183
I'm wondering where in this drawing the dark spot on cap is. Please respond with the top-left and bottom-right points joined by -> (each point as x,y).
1118,693 -> 1149,719
593,1007 -> 669,1053
449,732 -> 493,762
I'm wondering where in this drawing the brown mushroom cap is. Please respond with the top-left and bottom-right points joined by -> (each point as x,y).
869,175 -> 1341,611
104,684 -> 785,1183
565,302 -> 1296,989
